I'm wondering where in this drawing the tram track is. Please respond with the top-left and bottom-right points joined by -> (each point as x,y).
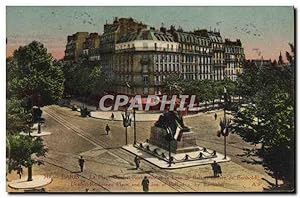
44,107 -> 200,192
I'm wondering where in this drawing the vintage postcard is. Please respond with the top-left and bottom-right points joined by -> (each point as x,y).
6,6 -> 295,193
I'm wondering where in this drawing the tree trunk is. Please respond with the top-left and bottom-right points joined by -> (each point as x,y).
125,127 -> 128,145
27,165 -> 33,181
224,135 -> 227,159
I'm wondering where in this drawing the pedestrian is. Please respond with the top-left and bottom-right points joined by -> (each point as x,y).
216,163 -> 222,177
78,156 -> 85,172
211,161 -> 218,177
111,113 -> 115,120
141,176 -> 149,192
37,122 -> 41,134
105,124 -> 111,135
134,156 -> 140,170
214,113 -> 217,120
17,166 -> 23,179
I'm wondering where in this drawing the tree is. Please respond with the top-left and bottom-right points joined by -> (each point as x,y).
7,41 -> 65,106
7,134 -> 47,181
161,74 -> 185,96
232,44 -> 295,189
62,55 -> 107,101
6,41 -> 63,182
6,98 -> 32,135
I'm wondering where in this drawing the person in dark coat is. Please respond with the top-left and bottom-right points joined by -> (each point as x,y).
214,113 -> 217,120
105,124 -> 111,135
78,156 -> 85,172
141,176 -> 149,192
216,163 -> 222,176
134,156 -> 140,170
211,161 -> 218,177
111,113 -> 115,120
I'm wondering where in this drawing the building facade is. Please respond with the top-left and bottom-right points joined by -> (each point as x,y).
63,17 -> 245,96
100,17 -> 147,79
64,32 -> 89,62
82,33 -> 100,55
224,39 -> 245,81
114,28 -> 180,95
171,28 -> 213,81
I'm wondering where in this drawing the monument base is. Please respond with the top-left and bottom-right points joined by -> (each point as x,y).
149,126 -> 199,154
122,144 -> 230,169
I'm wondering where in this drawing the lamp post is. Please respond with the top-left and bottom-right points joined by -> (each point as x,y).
122,109 -> 131,145
218,87 -> 231,159
165,127 -> 173,167
168,136 -> 173,167
133,108 -> 137,145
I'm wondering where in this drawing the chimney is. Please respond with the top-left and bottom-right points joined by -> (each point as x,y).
160,24 -> 166,34
113,17 -> 118,23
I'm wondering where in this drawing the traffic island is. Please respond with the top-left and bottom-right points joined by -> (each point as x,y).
8,175 -> 52,189
123,111 -> 231,169
123,143 -> 230,169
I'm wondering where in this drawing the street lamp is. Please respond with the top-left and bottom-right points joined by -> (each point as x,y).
165,127 -> 174,167
133,108 -> 137,145
122,108 -> 131,145
217,87 -> 231,159
125,81 -> 137,146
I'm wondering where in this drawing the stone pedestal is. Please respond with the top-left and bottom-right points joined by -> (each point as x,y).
149,126 -> 199,153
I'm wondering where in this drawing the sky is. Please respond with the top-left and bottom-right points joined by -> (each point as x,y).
6,6 -> 294,60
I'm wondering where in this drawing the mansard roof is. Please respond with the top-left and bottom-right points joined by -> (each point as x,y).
117,29 -> 175,43
224,38 -> 242,46
207,31 -> 223,43
174,31 -> 210,46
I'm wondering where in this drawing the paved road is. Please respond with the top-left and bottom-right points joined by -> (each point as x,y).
7,105 -> 276,192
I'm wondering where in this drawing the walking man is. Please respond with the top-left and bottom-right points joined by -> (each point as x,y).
111,113 -> 115,120
134,156 -> 140,170
105,124 -> 111,135
216,163 -> 222,176
211,161 -> 218,177
78,156 -> 85,172
214,113 -> 217,120
141,176 -> 149,192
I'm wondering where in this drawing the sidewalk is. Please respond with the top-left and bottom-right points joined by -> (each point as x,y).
69,100 -> 223,122
8,175 -> 52,189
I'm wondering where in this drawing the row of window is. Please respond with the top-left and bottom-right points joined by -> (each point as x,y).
178,34 -> 210,46
154,54 -> 180,63
184,74 -> 212,80
155,63 -> 180,72
225,47 -> 244,54
225,69 -> 236,76
179,44 -> 211,53
183,65 -> 212,73
212,43 -> 223,49
154,54 -> 212,64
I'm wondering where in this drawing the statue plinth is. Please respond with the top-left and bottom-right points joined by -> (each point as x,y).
149,126 -> 199,153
